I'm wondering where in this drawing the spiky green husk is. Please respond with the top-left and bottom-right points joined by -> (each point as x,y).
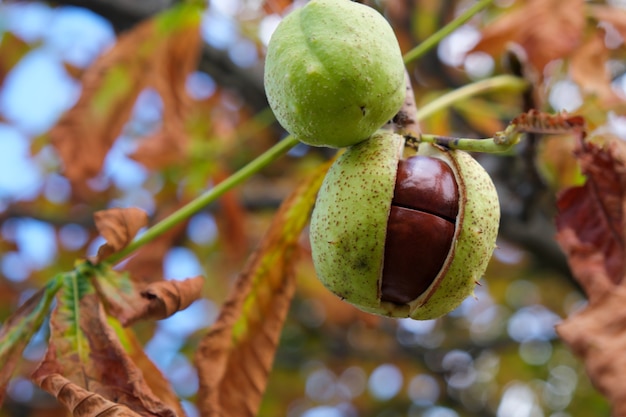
264,0 -> 406,148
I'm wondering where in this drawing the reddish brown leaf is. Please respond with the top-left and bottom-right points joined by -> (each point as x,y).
39,373 -> 142,416
129,16 -> 201,170
194,162 -> 330,417
557,287 -> 626,417
33,280 -> 178,417
555,135 -> 626,415
50,4 -> 202,185
570,33 -> 621,106
472,0 -> 584,73
123,205 -> 188,284
94,207 -> 148,262
121,328 -> 186,417
128,129 -> 188,170
556,137 -> 626,298
121,276 -> 204,326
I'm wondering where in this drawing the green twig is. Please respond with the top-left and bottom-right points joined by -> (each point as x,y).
418,133 -> 521,153
403,0 -> 495,65
107,136 -> 300,265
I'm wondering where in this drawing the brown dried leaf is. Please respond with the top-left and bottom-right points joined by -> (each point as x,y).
472,0 -> 584,72
195,162 -> 330,417
33,281 -> 178,417
555,136 -> 626,299
94,207 -> 148,262
123,205 -> 188,284
50,5 -> 202,184
557,287 -> 626,417
39,373 -> 142,417
555,135 -> 626,415
128,129 -> 188,170
129,7 -> 202,170
121,328 -> 186,417
122,276 -> 204,326
570,33 -> 621,106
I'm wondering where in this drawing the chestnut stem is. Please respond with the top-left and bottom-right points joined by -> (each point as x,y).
106,135 -> 301,265
418,109 -> 586,153
418,133 -> 521,153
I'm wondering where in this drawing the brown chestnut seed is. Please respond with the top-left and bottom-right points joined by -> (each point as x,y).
309,131 -> 500,320
381,157 -> 459,304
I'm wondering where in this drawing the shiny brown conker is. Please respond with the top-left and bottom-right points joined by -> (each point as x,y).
381,156 -> 459,304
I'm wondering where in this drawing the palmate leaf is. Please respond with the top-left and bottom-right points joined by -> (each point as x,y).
32,263 -> 178,416
195,161 -> 332,417
0,278 -> 62,405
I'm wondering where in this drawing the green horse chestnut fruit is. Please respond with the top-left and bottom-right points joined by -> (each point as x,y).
309,131 -> 500,320
264,0 -> 406,148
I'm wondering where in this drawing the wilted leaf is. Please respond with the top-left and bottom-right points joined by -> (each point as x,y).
570,33 -> 621,106
555,135 -> 626,415
0,279 -> 61,405
50,4 -> 202,185
33,268 -> 177,416
115,325 -> 186,417
557,287 -> 626,417
124,276 -> 204,326
92,264 -> 145,323
123,206 -> 188,284
556,136 -> 626,298
94,207 -> 149,262
38,373 -> 142,417
92,260 -> 203,326
472,0 -> 584,73
195,161 -> 331,417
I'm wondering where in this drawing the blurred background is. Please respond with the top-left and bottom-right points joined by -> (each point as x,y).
1,0 -> 624,416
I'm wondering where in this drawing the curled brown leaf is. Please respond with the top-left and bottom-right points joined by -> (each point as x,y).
94,207 -> 148,263
121,276 -> 205,326
37,373 -> 142,417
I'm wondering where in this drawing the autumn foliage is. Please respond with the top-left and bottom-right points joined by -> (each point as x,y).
2,0 -> 626,416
